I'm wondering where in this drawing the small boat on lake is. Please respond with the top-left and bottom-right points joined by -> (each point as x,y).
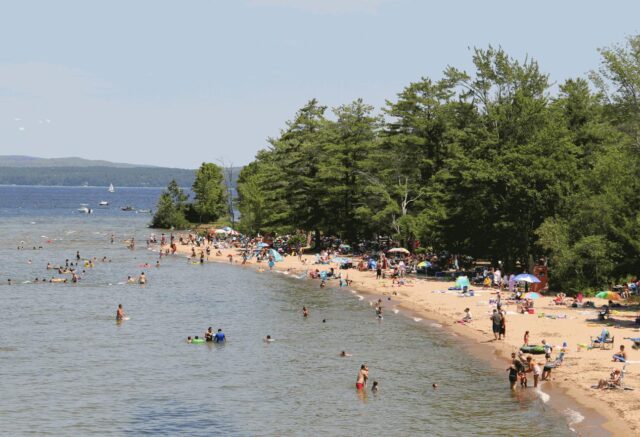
108,183 -> 115,193
121,205 -> 135,211
99,201 -> 109,206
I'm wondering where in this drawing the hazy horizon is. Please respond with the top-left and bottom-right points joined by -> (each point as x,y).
1,0 -> 639,168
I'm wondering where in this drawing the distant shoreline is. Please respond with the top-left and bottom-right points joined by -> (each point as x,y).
0,184 -> 178,189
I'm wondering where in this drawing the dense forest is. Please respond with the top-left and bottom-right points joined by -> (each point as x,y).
0,166 -> 197,187
236,35 -> 640,293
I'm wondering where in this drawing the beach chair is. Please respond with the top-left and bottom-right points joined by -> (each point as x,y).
609,364 -> 632,390
624,337 -> 640,350
590,330 -> 615,350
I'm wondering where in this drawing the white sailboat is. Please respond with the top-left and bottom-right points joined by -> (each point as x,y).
108,183 -> 115,193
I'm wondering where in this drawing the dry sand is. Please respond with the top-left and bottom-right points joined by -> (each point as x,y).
168,242 -> 639,434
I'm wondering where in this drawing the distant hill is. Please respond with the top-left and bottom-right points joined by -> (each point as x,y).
0,166 -> 196,187
0,156 -> 243,188
0,155 -> 155,168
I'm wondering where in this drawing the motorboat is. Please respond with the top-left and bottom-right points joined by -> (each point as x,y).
108,183 -> 115,193
121,205 -> 135,211
137,209 -> 152,214
78,206 -> 92,214
99,201 -> 109,206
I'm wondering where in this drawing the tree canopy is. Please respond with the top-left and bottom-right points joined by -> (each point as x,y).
237,36 -> 640,293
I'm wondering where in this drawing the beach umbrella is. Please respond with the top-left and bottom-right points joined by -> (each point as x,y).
417,261 -> 432,268
331,257 -> 350,264
387,248 -> 410,254
214,229 -> 227,234
513,273 -> 541,283
456,276 -> 470,289
524,292 -> 541,299
595,291 -> 621,300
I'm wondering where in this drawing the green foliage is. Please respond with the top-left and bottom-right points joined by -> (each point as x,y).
191,162 -> 228,223
151,180 -> 190,229
236,36 -> 640,292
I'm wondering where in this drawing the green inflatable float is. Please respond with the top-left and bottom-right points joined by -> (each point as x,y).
520,345 -> 545,354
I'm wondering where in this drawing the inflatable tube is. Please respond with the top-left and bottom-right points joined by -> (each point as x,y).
520,345 -> 546,354
191,338 -> 205,344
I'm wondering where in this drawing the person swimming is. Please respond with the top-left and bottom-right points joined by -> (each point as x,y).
264,335 -> 274,342
138,272 -> 146,284
303,306 -> 309,317
371,381 -> 379,392
340,351 -> 352,357
187,336 -> 193,343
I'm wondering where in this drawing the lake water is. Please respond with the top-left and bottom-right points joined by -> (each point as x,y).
0,186 -> 590,435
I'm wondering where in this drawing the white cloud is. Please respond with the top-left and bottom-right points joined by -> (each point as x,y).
248,0 -> 394,14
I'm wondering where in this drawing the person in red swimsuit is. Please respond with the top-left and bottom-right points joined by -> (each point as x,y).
356,364 -> 368,390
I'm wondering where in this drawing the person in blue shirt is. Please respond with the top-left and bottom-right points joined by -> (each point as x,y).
214,328 -> 225,343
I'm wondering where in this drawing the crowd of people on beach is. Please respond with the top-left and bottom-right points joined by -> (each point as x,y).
9,228 -> 638,404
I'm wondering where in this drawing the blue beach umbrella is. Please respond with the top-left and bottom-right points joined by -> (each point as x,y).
514,273 -> 541,283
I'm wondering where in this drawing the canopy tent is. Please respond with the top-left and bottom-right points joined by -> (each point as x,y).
417,261 -> 432,268
524,292 -> 541,299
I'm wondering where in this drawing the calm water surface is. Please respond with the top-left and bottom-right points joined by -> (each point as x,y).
0,187 -> 580,435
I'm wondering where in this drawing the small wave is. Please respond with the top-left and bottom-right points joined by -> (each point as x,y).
536,387 -> 550,403
393,309 -> 399,314
350,290 -> 356,294
564,408 -> 584,427
356,295 -> 364,301
430,323 -> 442,328
413,317 -> 422,322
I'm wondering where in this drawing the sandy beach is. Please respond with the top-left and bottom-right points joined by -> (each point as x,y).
169,242 -> 639,435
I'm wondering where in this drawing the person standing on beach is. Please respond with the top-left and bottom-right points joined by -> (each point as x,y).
499,309 -> 506,340
376,265 -> 382,280
356,364 -> 368,390
491,309 -> 502,340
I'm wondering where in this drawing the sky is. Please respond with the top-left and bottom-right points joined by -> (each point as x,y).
1,0 -> 639,169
